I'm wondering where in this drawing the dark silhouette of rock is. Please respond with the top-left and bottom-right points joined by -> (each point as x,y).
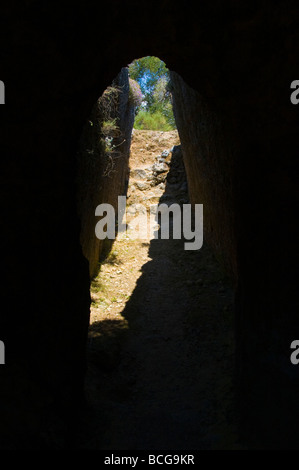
0,1 -> 298,449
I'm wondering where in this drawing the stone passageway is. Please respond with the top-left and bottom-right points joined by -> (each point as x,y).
77,130 -> 238,450
1,2 -> 298,451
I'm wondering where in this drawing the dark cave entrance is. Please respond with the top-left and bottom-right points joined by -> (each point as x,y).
1,2 -> 298,452
76,57 -> 237,449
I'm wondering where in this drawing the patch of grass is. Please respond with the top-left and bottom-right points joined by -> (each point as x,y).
91,298 -> 107,308
102,118 -> 119,136
104,250 -> 120,265
90,280 -> 106,295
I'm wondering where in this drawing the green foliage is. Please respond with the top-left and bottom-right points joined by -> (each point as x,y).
128,56 -> 176,130
150,76 -> 176,128
129,56 -> 168,103
101,118 -> 119,137
134,110 -> 173,131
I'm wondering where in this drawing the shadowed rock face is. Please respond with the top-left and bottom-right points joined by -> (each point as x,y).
77,68 -> 135,277
0,1 -> 298,448
170,71 -> 237,281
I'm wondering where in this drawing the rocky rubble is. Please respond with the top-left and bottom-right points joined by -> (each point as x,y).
127,143 -> 189,208
121,131 -> 189,241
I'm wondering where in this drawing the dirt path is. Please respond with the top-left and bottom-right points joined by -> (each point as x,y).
79,130 -> 239,450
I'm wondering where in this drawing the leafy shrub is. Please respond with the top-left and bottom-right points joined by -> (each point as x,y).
129,57 -> 176,130
134,110 -> 173,131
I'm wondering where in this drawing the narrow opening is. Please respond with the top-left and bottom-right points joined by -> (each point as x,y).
77,57 -> 236,449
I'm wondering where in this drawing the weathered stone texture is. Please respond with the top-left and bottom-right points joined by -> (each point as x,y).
170,71 -> 237,280
77,67 -> 135,277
